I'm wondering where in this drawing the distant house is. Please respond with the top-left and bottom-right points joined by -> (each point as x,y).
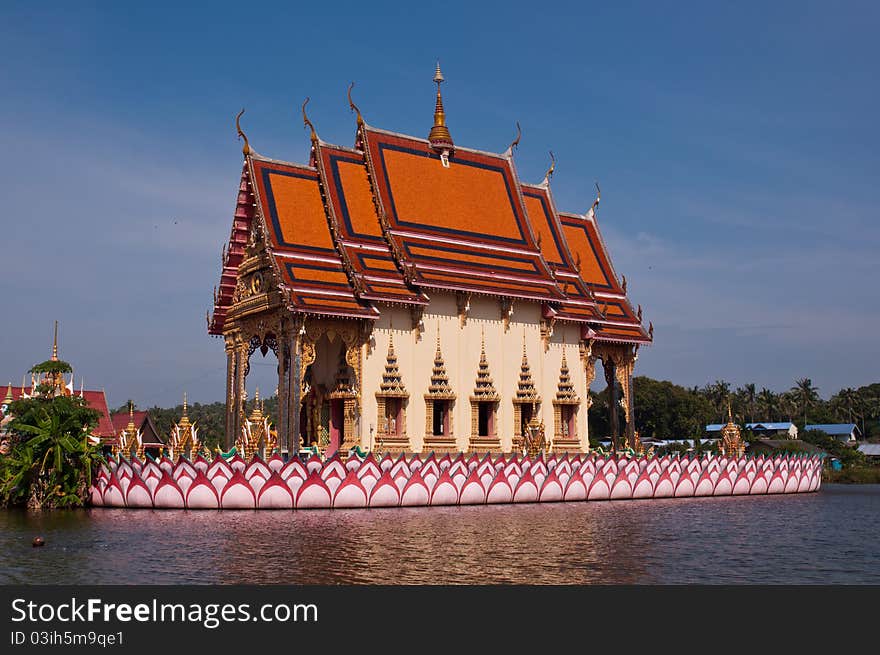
857,444 -> 880,460
3,385 -> 116,443
110,410 -> 166,456
706,422 -> 797,439
804,424 -> 860,444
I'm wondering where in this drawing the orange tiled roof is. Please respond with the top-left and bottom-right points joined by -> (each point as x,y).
250,156 -> 378,320
314,142 -> 427,306
209,112 -> 650,345
361,126 -> 566,303
559,211 -> 650,344
520,183 -> 602,323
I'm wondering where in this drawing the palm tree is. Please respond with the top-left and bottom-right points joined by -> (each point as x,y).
791,378 -> 820,427
741,383 -> 757,423
757,388 -> 777,421
833,388 -> 860,423
707,380 -> 731,420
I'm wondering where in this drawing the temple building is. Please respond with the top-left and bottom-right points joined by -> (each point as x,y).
209,66 -> 652,456
2,324 -> 117,447
111,406 -> 165,456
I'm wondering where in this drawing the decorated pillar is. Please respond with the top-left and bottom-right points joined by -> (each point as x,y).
276,328 -> 289,455
614,347 -> 636,449
604,356 -> 619,452
289,331 -> 311,455
224,336 -> 237,450
582,343 -> 596,451
232,337 -> 248,450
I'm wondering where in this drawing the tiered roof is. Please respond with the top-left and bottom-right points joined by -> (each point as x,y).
471,335 -> 499,401
514,339 -> 539,404
377,335 -> 407,397
425,333 -> 455,399
554,351 -> 580,405
209,69 -> 650,345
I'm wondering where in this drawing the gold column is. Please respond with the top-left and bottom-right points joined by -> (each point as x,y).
614,348 -> 637,449
276,325 -> 289,454
232,337 -> 248,449
224,336 -> 236,450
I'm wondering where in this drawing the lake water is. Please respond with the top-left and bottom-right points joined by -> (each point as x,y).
1,484 -> 877,584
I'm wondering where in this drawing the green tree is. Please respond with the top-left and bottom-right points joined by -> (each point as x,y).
791,378 -> 820,427
757,387 -> 778,421
1,374 -> 104,508
740,383 -> 757,423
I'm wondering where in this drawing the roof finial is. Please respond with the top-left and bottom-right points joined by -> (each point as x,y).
587,181 -> 601,218
508,121 -> 521,152
347,82 -> 364,127
182,391 -> 188,417
428,61 -> 454,155
727,401 -> 733,422
302,97 -> 318,143
542,151 -> 556,184
235,109 -> 251,155
4,382 -> 13,406
51,320 -> 59,361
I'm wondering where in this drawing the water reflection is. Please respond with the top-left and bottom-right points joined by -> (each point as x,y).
1,485 -> 877,584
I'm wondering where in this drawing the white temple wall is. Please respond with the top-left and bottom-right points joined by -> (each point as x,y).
359,293 -> 590,452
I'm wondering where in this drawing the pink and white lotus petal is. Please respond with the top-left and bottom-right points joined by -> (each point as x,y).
333,471 -> 369,509
258,472 -> 295,509
186,470 -> 220,509
513,470 -> 540,504
220,471 -> 256,509
296,472 -> 332,509
400,469 -> 431,507
369,471 -> 401,508
153,473 -> 186,509
611,475 -> 634,500
430,470 -> 460,506
459,469 -> 487,505
486,471 -> 514,504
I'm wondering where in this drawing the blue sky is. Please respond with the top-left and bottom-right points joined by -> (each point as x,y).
1,1 -> 877,409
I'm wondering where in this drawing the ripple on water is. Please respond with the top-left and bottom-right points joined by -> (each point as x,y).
1,485 -> 878,584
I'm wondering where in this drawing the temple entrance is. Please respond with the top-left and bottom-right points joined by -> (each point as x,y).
298,332 -> 357,456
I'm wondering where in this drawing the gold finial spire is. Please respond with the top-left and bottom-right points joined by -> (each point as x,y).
587,181 -> 601,218
542,151 -> 556,184
51,320 -> 59,361
125,400 -> 137,437
508,121 -> 521,152
235,109 -> 251,155
727,401 -> 733,422
182,392 -> 188,417
347,82 -> 364,127
428,61 -> 454,155
4,382 -> 12,406
302,97 -> 318,143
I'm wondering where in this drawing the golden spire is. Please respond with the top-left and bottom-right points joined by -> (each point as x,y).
347,82 -> 364,128
249,388 -> 264,422
508,121 -> 521,153
428,61 -> 454,154
235,109 -> 251,155
302,97 -> 318,143
542,151 -> 556,184
4,382 -> 12,406
178,392 -> 192,431
126,400 -> 137,436
51,320 -> 59,361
